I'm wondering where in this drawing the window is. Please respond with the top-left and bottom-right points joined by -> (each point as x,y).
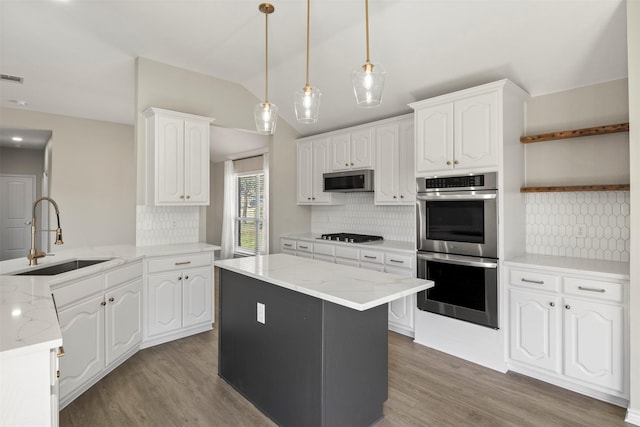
235,172 -> 265,255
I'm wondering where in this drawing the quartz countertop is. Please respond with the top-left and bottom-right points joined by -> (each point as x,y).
281,232 -> 416,253
504,254 -> 629,281
215,253 -> 433,311
0,243 -> 220,357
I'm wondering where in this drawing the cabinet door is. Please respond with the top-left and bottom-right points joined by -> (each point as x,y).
183,119 -> 210,204
375,123 -> 400,204
351,128 -> 374,169
147,272 -> 183,337
398,119 -> 416,202
183,267 -> 213,328
509,289 -> 560,373
385,266 -> 415,335
156,115 -> 185,204
415,103 -> 454,174
311,138 -> 332,203
58,294 -> 105,401
105,279 -> 142,366
563,298 -> 624,392
454,91 -> 498,170
330,133 -> 351,171
296,141 -> 314,203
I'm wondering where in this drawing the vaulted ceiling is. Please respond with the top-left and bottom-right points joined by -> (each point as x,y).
0,0 -> 628,137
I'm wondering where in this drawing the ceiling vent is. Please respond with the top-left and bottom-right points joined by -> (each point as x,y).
1,74 -> 24,84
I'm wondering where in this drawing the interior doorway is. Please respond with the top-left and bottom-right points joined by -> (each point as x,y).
0,174 -> 35,261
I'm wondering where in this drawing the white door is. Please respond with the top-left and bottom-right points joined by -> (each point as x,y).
182,267 -> 213,328
105,279 -> 142,365
0,174 -> 35,261
183,119 -> 210,204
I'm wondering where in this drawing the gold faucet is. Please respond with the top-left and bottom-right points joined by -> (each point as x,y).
27,197 -> 64,266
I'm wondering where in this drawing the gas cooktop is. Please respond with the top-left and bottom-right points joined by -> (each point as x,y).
319,233 -> 384,243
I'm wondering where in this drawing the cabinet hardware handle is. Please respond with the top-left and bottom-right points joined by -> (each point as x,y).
175,261 -> 191,265
109,297 -> 115,303
100,301 -> 107,306
178,276 -> 182,280
364,255 -> 377,259
299,245 -> 309,249
521,278 -> 544,285
446,161 -> 451,165
57,346 -> 65,357
454,160 -> 459,165
345,163 -> 349,166
312,197 -> 316,200
389,259 -> 404,264
57,370 -> 60,378
578,286 -> 606,293
308,197 -> 311,200
565,304 -> 571,310
284,244 -> 293,247
185,276 -> 189,280
180,195 -> 185,199
400,195 -> 404,199
549,302 -> 555,307
186,195 -> 191,199
393,195 -> 397,199
350,163 -> 354,166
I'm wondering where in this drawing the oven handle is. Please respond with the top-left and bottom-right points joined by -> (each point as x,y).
417,191 -> 497,201
417,252 -> 498,269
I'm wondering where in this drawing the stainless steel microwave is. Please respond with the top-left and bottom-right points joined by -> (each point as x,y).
323,169 -> 374,192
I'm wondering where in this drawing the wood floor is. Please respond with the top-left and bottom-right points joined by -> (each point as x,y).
59,328 -> 629,427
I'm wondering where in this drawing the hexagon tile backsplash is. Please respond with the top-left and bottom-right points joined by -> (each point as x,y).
525,191 -> 630,262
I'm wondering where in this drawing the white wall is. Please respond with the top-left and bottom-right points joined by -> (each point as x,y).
0,108 -> 136,249
135,58 -> 310,253
626,0 -> 639,422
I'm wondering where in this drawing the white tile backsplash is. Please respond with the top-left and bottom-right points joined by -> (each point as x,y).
525,192 -> 630,262
311,193 -> 414,242
136,205 -> 200,246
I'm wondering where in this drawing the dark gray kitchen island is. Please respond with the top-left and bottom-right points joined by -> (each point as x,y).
215,254 -> 433,427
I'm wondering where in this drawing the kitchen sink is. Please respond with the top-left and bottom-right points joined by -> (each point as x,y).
14,259 -> 111,276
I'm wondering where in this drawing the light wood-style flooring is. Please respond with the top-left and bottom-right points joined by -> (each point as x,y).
60,328 -> 629,427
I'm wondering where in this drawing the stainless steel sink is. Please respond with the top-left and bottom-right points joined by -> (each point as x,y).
14,259 -> 111,276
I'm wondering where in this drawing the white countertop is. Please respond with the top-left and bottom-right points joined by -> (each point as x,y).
281,232 -> 416,253
215,253 -> 433,311
505,254 -> 630,280
0,243 -> 220,357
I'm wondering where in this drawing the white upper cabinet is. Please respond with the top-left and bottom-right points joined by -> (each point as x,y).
411,80 -> 521,176
144,107 -> 213,206
375,116 -> 415,205
297,138 -> 341,205
330,129 -> 374,172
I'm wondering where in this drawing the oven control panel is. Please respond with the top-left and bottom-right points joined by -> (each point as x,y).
419,172 -> 497,192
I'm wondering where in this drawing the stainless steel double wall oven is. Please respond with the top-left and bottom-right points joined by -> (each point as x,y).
416,172 -> 499,329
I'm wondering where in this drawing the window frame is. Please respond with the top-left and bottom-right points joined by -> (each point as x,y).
234,170 -> 265,256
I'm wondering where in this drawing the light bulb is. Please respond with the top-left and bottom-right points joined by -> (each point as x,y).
262,106 -> 271,122
302,93 -> 312,109
363,72 -> 373,90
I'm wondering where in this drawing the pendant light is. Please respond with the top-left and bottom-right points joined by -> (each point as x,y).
255,3 -> 279,135
352,0 -> 385,107
294,0 -> 321,123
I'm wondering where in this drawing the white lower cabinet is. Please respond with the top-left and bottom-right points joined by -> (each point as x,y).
507,265 -> 628,402
56,261 -> 143,408
144,253 -> 213,347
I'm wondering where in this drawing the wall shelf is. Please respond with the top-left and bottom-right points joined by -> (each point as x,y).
520,184 -> 630,193
520,122 -> 629,143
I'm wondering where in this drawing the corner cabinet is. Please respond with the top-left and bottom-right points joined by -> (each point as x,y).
144,107 -> 214,206
410,80 -> 526,175
506,263 -> 628,405
296,138 -> 343,205
374,115 -> 415,205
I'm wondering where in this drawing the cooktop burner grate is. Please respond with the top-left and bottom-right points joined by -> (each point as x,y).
319,233 -> 384,243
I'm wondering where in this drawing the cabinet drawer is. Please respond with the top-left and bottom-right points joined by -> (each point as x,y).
335,246 -> 359,260
147,253 -> 212,274
563,277 -> 624,303
296,242 -> 313,253
105,261 -> 142,289
281,239 -> 297,251
52,274 -> 104,308
314,254 -> 335,263
509,269 -> 560,293
360,250 -> 384,264
384,253 -> 413,269
313,243 -> 335,256
335,257 -> 359,267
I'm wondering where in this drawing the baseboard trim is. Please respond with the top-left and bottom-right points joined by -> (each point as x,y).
141,323 -> 213,349
626,408 -> 640,426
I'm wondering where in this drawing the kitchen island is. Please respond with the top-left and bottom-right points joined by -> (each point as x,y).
215,253 -> 433,427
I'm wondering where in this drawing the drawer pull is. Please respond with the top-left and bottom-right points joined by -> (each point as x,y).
175,261 -> 191,266
521,278 -> 544,285
57,346 -> 65,358
578,286 -> 606,293
364,255 -> 378,260
389,259 -> 404,264
299,245 -> 309,249
57,370 -> 60,378
284,244 -> 293,248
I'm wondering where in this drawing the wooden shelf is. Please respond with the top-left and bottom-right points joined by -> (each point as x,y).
520,122 -> 629,143
520,184 -> 630,193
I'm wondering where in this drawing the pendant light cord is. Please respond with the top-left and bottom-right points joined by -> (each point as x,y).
265,10 -> 269,103
365,0 -> 370,64
305,0 -> 310,88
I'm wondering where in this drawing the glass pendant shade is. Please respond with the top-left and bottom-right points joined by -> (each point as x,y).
352,61 -> 385,107
295,86 -> 321,124
255,101 -> 279,135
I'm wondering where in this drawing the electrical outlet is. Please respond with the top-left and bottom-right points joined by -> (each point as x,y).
575,224 -> 586,238
257,302 -> 265,324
